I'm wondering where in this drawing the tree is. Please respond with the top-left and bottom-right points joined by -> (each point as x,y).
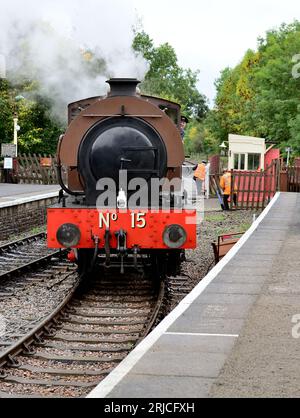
210,21 -> 300,155
0,78 -> 64,154
0,79 -> 14,145
133,31 -> 208,121
289,107 -> 300,154
17,94 -> 64,154
183,119 -> 219,157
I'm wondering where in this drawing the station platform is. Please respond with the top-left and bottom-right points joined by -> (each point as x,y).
88,192 -> 300,398
0,184 -> 59,209
0,184 -> 60,241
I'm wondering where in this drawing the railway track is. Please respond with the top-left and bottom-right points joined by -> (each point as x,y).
0,233 -> 174,398
0,259 -> 78,352
0,233 -> 63,282
0,268 -> 165,398
0,232 -> 77,353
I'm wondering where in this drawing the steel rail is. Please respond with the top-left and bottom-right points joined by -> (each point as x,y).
0,232 -> 46,254
0,273 -> 166,397
0,250 -> 67,281
0,232 -> 66,281
136,279 -> 165,345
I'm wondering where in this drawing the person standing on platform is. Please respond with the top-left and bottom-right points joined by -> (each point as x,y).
220,169 -> 238,211
193,161 -> 207,195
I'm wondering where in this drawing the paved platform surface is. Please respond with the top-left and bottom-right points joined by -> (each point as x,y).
89,192 -> 300,398
0,184 -> 59,208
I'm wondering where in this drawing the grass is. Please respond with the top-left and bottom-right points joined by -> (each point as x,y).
238,222 -> 252,232
0,225 -> 46,246
205,214 -> 226,223
29,226 -> 46,235
213,222 -> 252,237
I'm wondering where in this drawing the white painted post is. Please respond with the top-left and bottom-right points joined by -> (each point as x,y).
13,116 -> 19,157
205,163 -> 210,200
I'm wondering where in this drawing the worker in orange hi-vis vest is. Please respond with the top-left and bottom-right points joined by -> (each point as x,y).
193,161 -> 207,196
220,169 -> 238,211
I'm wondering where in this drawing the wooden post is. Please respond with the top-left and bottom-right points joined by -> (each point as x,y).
247,171 -> 253,210
257,170 -> 263,210
261,171 -> 268,210
276,160 -> 281,192
230,169 -> 234,210
280,171 -> 288,192
240,172 -> 245,210
251,171 -> 258,210
236,171 -> 241,210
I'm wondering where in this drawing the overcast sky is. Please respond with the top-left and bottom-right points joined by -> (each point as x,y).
132,0 -> 300,104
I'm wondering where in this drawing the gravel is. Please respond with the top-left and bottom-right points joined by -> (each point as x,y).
0,238 -> 54,275
0,226 -> 46,247
0,262 -> 78,351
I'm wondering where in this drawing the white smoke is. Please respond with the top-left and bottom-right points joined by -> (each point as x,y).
0,0 -> 148,122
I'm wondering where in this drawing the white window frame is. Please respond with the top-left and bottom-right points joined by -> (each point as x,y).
247,153 -> 261,171
233,152 -> 262,171
234,153 -> 246,171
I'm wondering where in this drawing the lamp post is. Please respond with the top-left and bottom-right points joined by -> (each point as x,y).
13,95 -> 24,158
220,142 -> 227,157
13,113 -> 20,157
285,147 -> 292,167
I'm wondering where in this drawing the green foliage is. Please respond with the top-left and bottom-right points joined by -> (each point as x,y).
0,79 -> 14,144
209,22 -> 300,155
0,79 -> 64,154
133,30 -> 208,121
289,108 -> 300,153
205,214 -> 226,223
183,118 -> 219,158
18,95 -> 64,154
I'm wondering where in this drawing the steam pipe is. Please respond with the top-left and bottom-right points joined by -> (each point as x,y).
90,236 -> 99,273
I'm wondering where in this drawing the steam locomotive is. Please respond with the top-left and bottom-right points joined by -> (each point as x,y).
47,78 -> 197,276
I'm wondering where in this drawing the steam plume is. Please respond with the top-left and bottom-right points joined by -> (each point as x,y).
0,0 -> 147,121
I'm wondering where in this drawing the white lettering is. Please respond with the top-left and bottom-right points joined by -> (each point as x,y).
99,213 -> 119,228
104,403 -> 138,416
99,213 -> 110,229
131,213 -> 146,229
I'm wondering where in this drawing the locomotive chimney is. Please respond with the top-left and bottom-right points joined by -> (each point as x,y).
106,78 -> 141,97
